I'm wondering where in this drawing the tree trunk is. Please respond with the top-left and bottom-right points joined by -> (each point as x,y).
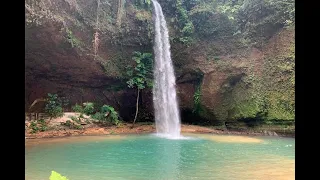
131,89 -> 140,128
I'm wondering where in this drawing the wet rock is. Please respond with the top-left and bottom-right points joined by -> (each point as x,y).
263,130 -> 278,136
267,131 -> 273,136
273,132 -> 278,136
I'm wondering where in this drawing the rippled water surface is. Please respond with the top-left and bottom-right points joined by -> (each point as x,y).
25,134 -> 294,180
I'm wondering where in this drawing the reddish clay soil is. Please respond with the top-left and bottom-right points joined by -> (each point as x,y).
25,123 -> 283,139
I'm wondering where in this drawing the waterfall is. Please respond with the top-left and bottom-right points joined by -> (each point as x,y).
152,0 -> 181,139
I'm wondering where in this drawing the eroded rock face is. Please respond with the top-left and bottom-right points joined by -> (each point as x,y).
173,27 -> 294,125
25,0 -> 151,120
197,28 -> 294,124
25,0 -> 294,124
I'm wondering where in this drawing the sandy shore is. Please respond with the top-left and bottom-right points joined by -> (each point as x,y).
25,123 -> 294,139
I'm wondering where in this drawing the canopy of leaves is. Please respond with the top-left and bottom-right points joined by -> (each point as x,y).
45,93 -> 68,118
126,51 -> 153,90
71,103 -> 83,113
158,0 -> 294,45
237,0 -> 295,45
83,102 -> 95,115
91,104 -> 120,125
134,0 -> 152,9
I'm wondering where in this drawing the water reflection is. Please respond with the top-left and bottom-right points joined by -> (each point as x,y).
156,139 -> 182,179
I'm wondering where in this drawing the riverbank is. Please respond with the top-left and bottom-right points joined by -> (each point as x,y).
25,122 -> 294,139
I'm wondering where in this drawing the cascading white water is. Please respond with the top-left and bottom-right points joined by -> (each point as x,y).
152,0 -> 181,139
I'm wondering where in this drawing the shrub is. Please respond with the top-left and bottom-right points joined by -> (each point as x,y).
64,120 -> 72,127
62,120 -> 82,129
83,102 -> 95,115
38,119 -> 47,132
69,116 -> 81,124
91,112 -> 105,121
45,93 -> 67,119
29,119 -> 48,133
90,105 -> 120,126
74,124 -> 82,129
30,121 -> 38,134
101,105 -> 120,125
71,104 -> 83,113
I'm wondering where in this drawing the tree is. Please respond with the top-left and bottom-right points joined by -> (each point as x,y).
45,93 -> 68,120
237,0 -> 294,45
126,51 -> 153,128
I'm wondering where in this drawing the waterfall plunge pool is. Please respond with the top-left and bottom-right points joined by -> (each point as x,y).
26,134 -> 294,180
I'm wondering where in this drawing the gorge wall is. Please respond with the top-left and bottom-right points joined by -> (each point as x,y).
25,0 -> 295,125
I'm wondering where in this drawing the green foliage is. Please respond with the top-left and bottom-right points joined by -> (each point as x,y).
49,171 -> 69,180
192,70 -> 204,114
181,21 -> 194,35
30,119 -> 47,133
91,105 -> 120,125
230,99 -> 266,120
178,36 -> 192,45
145,0 -> 151,5
46,106 -> 63,118
213,42 -> 295,122
101,105 -> 120,125
104,105 -> 120,125
62,120 -> 82,129
167,0 -> 242,43
100,105 -> 112,114
63,120 -> 72,127
83,102 -> 95,115
175,0 -> 195,45
126,51 -> 153,90
69,116 -> 81,124
66,28 -> 83,49
135,9 -> 152,21
239,0 -> 295,25
176,0 -> 189,24
216,0 -> 242,21
91,112 -> 105,121
265,92 -> 295,120
69,116 -> 77,121
237,0 -> 295,45
71,104 -> 83,113
134,0 -> 152,9
38,119 -> 48,132
30,121 -> 39,134
193,85 -> 201,113
45,93 -> 68,119
189,0 -> 236,38
160,0 -> 295,44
